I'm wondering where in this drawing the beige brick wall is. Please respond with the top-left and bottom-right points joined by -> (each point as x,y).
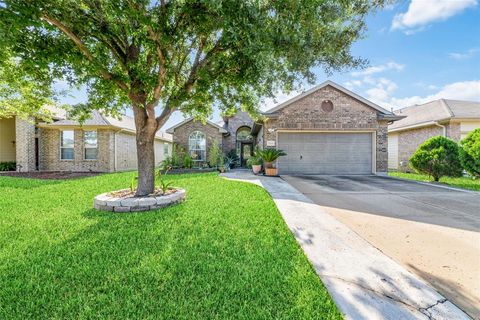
39,128 -> 114,172
262,85 -> 389,172
114,132 -> 170,171
397,125 -> 443,172
171,120 -> 223,162
0,117 -> 16,162
115,132 -> 137,171
447,122 -> 461,141
15,117 -> 36,171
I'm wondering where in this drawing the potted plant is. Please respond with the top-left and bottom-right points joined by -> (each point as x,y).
247,155 -> 262,174
259,148 -> 286,176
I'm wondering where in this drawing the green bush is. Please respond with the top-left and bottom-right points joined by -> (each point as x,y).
258,148 -> 286,167
409,136 -> 463,181
0,161 -> 16,171
183,155 -> 193,169
208,140 -> 223,168
459,128 -> 480,178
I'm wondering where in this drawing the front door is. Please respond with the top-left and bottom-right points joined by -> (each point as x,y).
240,143 -> 253,167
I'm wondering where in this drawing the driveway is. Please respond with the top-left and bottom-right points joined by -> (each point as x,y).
283,175 -> 480,319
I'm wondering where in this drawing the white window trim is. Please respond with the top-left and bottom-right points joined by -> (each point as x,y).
188,131 -> 206,162
84,130 -> 98,161
60,130 -> 75,161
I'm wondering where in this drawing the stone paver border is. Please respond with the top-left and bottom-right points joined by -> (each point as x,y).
94,188 -> 186,212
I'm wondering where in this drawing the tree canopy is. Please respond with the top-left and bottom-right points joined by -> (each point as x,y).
0,0 -> 386,194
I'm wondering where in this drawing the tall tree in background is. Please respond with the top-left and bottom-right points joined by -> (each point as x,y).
0,0 -> 386,195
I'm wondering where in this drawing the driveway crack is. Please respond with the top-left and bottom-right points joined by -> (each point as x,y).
321,274 -> 450,320
418,299 -> 448,320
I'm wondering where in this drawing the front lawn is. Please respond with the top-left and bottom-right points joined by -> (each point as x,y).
0,172 -> 341,319
389,171 -> 480,191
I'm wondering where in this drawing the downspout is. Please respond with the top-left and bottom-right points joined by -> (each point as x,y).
434,122 -> 446,137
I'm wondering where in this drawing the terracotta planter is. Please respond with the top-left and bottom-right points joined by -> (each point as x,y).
265,167 -> 278,176
252,164 -> 262,174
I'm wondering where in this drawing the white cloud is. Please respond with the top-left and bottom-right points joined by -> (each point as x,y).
449,48 -> 479,60
351,61 -> 404,77
392,0 -> 477,33
391,80 -> 480,108
365,78 -> 399,106
362,80 -> 480,109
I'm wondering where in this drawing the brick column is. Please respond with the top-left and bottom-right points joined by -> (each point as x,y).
15,117 -> 36,172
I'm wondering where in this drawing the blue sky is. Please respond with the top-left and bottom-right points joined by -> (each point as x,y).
58,0 -> 480,129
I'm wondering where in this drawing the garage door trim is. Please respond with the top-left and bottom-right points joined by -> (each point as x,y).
275,130 -> 377,174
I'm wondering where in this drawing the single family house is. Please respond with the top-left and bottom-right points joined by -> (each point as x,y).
0,108 -> 172,172
167,80 -> 403,175
388,99 -> 480,171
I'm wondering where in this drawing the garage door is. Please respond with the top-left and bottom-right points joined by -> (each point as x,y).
277,132 -> 373,175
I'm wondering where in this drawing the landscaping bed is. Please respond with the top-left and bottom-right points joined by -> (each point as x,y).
0,171 -> 101,180
0,172 -> 340,319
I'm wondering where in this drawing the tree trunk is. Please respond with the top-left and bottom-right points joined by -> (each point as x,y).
136,134 -> 156,196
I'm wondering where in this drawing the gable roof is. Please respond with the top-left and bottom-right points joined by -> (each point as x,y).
165,117 -> 228,134
389,99 -> 480,132
263,80 -> 398,118
39,110 -> 173,142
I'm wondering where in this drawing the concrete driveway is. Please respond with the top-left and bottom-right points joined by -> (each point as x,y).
283,175 -> 480,319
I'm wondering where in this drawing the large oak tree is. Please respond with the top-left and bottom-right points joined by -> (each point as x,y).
0,0 -> 386,195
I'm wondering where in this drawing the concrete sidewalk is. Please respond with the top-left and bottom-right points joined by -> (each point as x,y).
221,171 -> 470,320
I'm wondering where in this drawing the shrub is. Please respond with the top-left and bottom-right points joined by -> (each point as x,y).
208,140 -> 222,168
409,136 -> 463,181
258,148 -> 286,168
225,149 -> 239,168
0,161 -> 16,171
459,128 -> 480,178
183,155 -> 193,169
246,147 -> 263,168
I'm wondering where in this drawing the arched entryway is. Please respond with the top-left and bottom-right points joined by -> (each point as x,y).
236,126 -> 253,167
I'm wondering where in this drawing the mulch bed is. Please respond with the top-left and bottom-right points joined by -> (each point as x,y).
0,171 -> 102,180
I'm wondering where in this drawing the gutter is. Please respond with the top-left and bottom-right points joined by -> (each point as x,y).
389,118 -> 451,133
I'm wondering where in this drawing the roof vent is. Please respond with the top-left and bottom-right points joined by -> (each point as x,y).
321,100 -> 334,112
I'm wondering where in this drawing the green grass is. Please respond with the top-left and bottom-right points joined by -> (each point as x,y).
0,172 -> 341,319
389,171 -> 480,191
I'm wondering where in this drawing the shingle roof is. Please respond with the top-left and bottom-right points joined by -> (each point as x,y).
42,110 -> 172,142
389,99 -> 480,131
165,117 -> 228,134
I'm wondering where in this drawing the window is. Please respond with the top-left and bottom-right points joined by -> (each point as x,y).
164,144 -> 169,156
236,127 -> 252,142
60,130 -> 74,160
84,131 -> 98,160
188,131 -> 206,161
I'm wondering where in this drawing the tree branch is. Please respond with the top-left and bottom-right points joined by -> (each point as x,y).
41,14 -> 129,91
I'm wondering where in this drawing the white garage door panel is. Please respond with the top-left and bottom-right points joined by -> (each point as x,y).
278,132 -> 373,175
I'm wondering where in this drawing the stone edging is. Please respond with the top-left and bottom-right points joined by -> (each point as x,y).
94,188 -> 186,212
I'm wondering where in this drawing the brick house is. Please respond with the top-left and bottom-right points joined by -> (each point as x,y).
0,109 -> 172,172
388,99 -> 480,171
166,111 -> 255,167
167,80 -> 402,174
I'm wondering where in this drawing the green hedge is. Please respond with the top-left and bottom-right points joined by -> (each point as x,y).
459,128 -> 480,178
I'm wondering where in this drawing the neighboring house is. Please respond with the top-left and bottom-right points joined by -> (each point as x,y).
388,99 -> 480,171
167,80 -> 402,175
0,109 -> 172,172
